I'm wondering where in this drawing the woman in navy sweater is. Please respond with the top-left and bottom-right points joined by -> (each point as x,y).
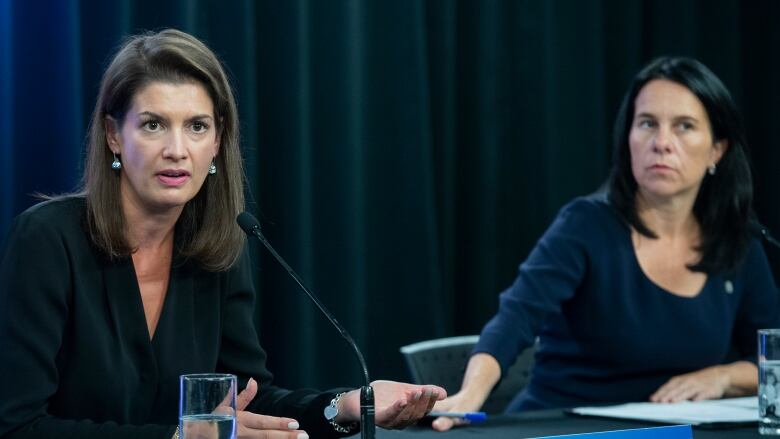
433,57 -> 779,430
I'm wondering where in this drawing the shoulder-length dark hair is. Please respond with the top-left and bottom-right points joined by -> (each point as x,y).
82,29 -> 245,271
607,56 -> 754,274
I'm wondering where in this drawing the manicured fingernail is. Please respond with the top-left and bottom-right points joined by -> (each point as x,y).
414,391 -> 422,401
424,389 -> 432,398
288,421 -> 299,429
246,377 -> 254,388
297,434 -> 309,439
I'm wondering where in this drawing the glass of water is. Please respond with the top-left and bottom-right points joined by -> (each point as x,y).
760,329 -> 780,435
179,374 -> 237,439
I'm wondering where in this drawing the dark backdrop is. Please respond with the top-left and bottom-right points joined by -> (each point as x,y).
1,0 -> 778,391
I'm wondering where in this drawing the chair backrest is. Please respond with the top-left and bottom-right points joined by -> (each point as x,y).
400,335 -> 535,414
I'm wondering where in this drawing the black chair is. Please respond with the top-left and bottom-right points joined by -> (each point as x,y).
400,335 -> 536,414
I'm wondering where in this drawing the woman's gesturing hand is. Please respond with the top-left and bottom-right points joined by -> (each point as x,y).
336,380 -> 447,429
234,378 -> 309,439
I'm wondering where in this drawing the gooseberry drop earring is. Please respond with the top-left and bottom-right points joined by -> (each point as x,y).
111,153 -> 122,170
208,159 -> 217,175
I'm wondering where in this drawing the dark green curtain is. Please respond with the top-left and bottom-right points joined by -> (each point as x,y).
1,0 -> 778,391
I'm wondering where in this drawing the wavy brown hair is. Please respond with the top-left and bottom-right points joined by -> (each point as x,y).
82,29 -> 245,271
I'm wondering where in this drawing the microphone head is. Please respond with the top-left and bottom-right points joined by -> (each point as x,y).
237,212 -> 261,235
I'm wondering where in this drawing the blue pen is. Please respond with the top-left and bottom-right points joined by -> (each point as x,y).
427,411 -> 488,423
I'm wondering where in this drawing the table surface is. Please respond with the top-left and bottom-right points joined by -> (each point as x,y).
358,409 -> 763,438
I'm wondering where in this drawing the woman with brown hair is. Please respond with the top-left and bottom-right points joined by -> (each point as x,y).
0,29 -> 443,439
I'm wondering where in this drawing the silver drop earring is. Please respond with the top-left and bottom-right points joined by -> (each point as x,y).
708,163 -> 716,175
208,159 -> 217,175
111,153 -> 122,170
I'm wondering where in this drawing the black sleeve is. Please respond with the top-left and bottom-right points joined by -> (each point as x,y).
732,239 -> 780,363
0,211 -> 175,439
216,247 -> 355,438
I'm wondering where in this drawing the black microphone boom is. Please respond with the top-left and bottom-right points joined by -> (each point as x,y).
237,212 -> 375,439
756,223 -> 780,250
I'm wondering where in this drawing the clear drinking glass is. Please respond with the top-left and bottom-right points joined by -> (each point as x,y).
179,374 -> 237,439
759,329 -> 780,435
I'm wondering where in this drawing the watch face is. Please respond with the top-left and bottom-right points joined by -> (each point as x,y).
324,402 -> 339,420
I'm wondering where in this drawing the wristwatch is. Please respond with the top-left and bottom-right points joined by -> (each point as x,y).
324,392 -> 357,433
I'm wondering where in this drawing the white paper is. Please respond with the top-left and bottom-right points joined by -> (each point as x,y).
570,397 -> 757,425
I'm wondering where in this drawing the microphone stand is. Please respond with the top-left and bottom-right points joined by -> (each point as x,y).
758,225 -> 780,249
238,213 -> 375,439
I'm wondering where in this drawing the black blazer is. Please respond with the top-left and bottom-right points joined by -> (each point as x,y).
0,197 -> 345,439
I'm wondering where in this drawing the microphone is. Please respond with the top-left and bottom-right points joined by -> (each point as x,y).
237,212 -> 375,439
751,220 -> 780,250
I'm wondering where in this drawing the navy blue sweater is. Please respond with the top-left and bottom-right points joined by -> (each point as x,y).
474,195 -> 780,411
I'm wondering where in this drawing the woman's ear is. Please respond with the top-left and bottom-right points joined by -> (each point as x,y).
712,139 -> 728,164
214,117 -> 223,155
213,131 -> 221,156
105,116 -> 121,153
